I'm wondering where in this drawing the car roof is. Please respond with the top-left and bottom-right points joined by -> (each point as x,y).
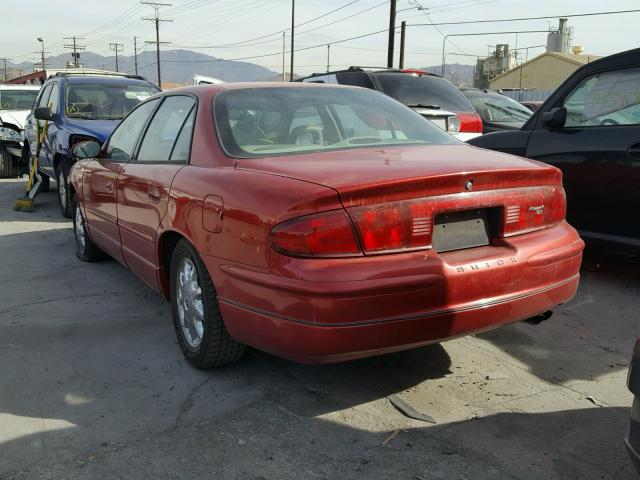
0,85 -> 41,91
165,82 -> 367,96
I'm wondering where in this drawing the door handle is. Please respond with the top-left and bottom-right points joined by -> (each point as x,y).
628,143 -> 640,159
148,185 -> 162,202
105,182 -> 113,193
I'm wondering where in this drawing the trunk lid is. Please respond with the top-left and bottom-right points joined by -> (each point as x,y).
236,144 -> 562,207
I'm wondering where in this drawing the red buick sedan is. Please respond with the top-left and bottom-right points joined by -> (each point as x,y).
69,83 -> 584,368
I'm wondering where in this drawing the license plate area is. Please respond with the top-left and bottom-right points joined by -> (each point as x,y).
433,208 -> 499,253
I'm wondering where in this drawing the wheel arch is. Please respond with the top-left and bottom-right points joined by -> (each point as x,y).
157,229 -> 190,300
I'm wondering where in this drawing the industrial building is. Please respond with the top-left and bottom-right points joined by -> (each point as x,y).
476,18 -> 601,100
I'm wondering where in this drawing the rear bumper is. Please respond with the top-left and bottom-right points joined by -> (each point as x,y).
206,221 -> 584,363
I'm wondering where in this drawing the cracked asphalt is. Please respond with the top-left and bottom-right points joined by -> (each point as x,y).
0,178 -> 638,479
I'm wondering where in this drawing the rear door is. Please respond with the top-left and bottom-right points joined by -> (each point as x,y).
526,66 -> 640,244
83,99 -> 160,262
116,95 -> 196,289
40,82 -> 59,177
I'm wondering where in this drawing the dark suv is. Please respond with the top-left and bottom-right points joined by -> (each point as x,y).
24,72 -> 159,217
468,48 -> 640,250
298,67 -> 482,141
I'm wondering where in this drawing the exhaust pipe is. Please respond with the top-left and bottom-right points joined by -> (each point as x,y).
523,310 -> 553,325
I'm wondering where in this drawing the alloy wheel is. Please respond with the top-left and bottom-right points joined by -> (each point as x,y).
176,258 -> 204,349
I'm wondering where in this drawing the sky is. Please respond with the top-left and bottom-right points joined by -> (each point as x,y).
1,0 -> 639,76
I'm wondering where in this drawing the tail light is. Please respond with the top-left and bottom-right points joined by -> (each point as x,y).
348,200 -> 433,254
502,187 -> 566,236
270,210 -> 362,258
448,113 -> 483,133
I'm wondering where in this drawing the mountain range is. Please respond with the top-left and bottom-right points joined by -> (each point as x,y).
4,49 -> 474,86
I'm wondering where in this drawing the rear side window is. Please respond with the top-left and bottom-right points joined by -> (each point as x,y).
563,67 -> 640,127
336,72 -> 375,89
137,95 -> 196,162
105,99 -> 160,162
373,73 -> 474,112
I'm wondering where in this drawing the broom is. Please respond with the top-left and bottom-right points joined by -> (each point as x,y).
13,121 -> 48,212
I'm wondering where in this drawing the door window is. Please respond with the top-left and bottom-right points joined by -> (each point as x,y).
36,84 -> 53,109
137,96 -> 196,162
105,99 -> 160,162
47,83 -> 59,112
563,67 -> 640,127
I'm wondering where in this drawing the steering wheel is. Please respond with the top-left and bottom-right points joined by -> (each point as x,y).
293,126 -> 324,146
601,118 -> 620,126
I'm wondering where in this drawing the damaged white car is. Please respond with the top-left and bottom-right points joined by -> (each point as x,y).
0,85 -> 41,177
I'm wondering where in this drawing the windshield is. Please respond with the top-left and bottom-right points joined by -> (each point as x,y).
213,87 -> 458,158
0,90 -> 39,111
65,83 -> 158,120
465,92 -> 532,123
373,73 -> 474,112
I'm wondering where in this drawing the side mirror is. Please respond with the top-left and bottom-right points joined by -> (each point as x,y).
542,107 -> 567,128
72,140 -> 101,159
34,107 -> 55,121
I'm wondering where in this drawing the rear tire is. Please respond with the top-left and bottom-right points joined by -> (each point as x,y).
56,163 -> 72,218
73,196 -> 106,262
171,239 -> 245,368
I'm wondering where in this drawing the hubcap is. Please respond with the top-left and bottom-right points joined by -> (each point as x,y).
176,258 -> 204,349
74,205 -> 85,251
58,171 -> 66,209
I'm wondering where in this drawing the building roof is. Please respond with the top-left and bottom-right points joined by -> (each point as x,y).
490,51 -> 602,83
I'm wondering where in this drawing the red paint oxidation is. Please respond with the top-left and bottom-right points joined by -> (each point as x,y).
70,83 -> 584,364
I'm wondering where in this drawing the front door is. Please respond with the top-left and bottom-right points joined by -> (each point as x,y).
526,66 -> 640,244
116,95 -> 196,289
83,98 -> 161,263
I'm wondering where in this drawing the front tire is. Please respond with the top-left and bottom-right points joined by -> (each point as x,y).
57,164 -> 72,218
171,239 -> 245,368
73,197 -> 106,262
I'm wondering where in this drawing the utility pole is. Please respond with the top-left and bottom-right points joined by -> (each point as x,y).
134,36 -> 139,75
63,36 -> 85,68
109,42 -> 124,72
282,32 -> 286,82
290,0 -> 295,82
0,58 -> 9,83
326,44 -> 330,72
399,21 -> 406,69
387,0 -> 396,68
142,1 -> 173,89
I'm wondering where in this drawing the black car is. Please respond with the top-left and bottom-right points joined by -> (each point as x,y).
298,67 -> 483,141
468,48 -> 640,250
628,337 -> 640,475
460,88 -> 532,133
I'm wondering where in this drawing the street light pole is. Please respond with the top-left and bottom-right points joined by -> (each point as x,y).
37,37 -> 45,72
290,0 -> 295,82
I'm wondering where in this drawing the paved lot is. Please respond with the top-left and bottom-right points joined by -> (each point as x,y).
0,178 -> 638,479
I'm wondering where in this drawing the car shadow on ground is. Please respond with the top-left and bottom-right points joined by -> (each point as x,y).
477,247 -> 640,384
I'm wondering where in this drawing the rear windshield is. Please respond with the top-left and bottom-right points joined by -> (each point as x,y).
66,82 -> 158,120
0,90 -> 39,110
373,73 -> 474,112
213,87 -> 458,158
465,92 -> 532,123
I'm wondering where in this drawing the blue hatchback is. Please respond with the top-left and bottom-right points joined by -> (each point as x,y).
24,73 -> 159,217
